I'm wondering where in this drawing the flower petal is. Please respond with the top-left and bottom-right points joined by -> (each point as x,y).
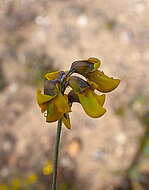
44,80 -> 59,96
78,89 -> 106,118
94,94 -> 106,106
46,92 -> 70,123
36,89 -> 56,105
44,71 -> 65,81
44,71 -> 60,80
70,57 -> 101,76
55,93 -> 71,113
62,113 -> 71,129
68,76 -> 90,93
68,90 -> 80,105
46,100 -> 63,122
39,102 -> 49,113
87,70 -> 120,93
87,57 -> 101,71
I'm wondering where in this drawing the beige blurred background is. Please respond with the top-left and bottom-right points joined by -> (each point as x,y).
0,0 -> 149,189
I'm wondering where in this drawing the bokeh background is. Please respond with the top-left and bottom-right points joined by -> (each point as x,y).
0,0 -> 149,189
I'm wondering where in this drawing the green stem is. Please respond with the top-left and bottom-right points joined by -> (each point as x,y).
126,123 -> 149,176
51,119 -> 62,190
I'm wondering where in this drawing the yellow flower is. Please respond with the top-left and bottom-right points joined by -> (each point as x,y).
11,178 -> 21,189
36,72 -> 71,129
70,57 -> 120,93
68,76 -> 106,118
42,161 -> 53,175
26,174 -> 38,184
36,58 -> 120,128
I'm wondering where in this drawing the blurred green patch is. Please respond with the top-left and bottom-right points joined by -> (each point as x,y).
114,93 -> 149,190
130,95 -> 149,116
134,95 -> 147,105
24,52 -> 57,87
141,111 -> 149,127
114,106 -> 126,117
0,61 -> 7,91
58,183 -> 78,190
5,34 -> 25,50
143,138 -> 149,157
105,19 -> 117,30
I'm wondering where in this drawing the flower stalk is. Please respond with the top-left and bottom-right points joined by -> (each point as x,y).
51,119 -> 62,190
51,72 -> 69,190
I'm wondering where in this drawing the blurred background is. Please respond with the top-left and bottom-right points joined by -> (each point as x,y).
0,0 -> 149,189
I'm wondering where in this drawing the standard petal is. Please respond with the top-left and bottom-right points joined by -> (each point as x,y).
78,89 -> 106,118
44,80 -> 59,96
87,70 -> 120,93
62,113 -> 71,129
70,61 -> 94,76
36,89 -> 56,105
70,57 -> 101,76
